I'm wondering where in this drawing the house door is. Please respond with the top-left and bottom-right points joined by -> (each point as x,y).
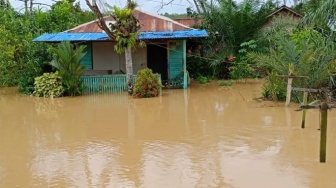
147,44 -> 168,81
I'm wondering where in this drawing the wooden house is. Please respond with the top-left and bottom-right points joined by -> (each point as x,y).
264,5 -> 302,27
33,9 -> 208,93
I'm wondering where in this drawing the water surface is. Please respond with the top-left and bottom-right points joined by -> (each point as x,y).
1,80 -> 336,187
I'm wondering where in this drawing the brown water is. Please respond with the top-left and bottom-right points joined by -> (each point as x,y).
1,80 -> 336,188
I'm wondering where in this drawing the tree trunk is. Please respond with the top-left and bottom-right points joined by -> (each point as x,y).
125,48 -> 133,95
29,0 -> 33,16
24,0 -> 28,15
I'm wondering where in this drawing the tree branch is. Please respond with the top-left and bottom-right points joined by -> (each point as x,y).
85,0 -> 116,40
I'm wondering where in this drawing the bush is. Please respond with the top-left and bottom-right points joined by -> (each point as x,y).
33,71 -> 64,98
133,68 -> 162,98
197,75 -> 210,84
229,62 -> 255,80
187,56 -> 213,79
0,60 -> 21,86
262,71 -> 286,101
18,61 -> 43,95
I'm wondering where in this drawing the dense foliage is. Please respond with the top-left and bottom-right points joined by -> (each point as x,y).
186,0 -> 275,80
248,17 -> 336,100
0,0 -> 94,94
133,68 -> 162,98
33,72 -> 64,98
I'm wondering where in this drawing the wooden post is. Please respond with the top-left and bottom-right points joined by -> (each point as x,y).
285,77 -> 293,107
320,102 -> 328,163
301,91 -> 308,128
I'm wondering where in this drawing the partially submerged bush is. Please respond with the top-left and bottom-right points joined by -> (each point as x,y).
197,75 -> 210,84
133,68 -> 161,98
33,71 -> 64,98
262,71 -> 286,101
218,80 -> 233,86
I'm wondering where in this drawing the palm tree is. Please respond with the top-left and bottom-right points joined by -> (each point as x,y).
85,0 -> 142,95
302,0 -> 336,39
50,41 -> 87,96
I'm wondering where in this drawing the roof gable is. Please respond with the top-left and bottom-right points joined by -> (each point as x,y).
68,9 -> 192,33
267,5 -> 302,19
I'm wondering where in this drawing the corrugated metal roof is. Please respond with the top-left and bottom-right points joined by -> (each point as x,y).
139,30 -> 208,39
33,30 -> 208,42
67,9 -> 192,33
33,32 -> 109,42
173,18 -> 203,27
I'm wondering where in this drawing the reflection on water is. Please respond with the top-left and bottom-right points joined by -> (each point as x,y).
1,80 -> 336,188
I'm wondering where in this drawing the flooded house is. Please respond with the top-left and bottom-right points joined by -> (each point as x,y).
33,9 -> 208,93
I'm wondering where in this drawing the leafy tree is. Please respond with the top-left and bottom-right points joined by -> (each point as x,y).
0,0 -> 9,8
0,0 -> 96,93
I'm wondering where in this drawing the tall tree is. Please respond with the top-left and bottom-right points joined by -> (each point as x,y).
197,0 -> 275,54
0,0 -> 9,8
85,0 -> 142,95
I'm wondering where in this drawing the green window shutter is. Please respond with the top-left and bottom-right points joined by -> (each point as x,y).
169,40 -> 184,79
80,42 -> 93,70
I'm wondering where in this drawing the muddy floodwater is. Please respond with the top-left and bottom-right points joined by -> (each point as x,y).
1,80 -> 336,188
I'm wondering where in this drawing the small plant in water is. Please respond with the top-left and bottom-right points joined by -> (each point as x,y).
133,68 -> 162,98
218,80 -> 233,86
197,76 -> 210,84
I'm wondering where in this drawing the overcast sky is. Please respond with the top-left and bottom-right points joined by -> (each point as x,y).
9,0 -> 194,14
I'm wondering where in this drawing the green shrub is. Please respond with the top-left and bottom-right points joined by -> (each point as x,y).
0,60 -> 21,86
18,61 -> 44,95
133,68 -> 162,98
197,75 -> 210,84
187,56 -> 213,79
33,71 -> 64,98
229,62 -> 255,80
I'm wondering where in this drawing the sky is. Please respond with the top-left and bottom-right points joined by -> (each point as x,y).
8,0 -> 194,14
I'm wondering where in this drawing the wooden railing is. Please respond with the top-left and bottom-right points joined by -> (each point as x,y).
81,74 -> 161,93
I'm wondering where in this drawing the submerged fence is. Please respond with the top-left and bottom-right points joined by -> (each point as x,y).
81,74 -> 161,93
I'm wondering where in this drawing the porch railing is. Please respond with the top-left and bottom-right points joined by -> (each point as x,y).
81,74 -> 161,93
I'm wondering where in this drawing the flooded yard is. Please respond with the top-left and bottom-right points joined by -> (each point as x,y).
1,79 -> 336,187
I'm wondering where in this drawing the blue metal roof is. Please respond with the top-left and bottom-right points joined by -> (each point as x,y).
33,32 -> 109,42
33,30 -> 208,42
139,30 -> 208,39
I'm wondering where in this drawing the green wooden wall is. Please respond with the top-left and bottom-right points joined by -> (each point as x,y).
80,42 -> 93,70
168,40 -> 187,88
169,40 -> 183,79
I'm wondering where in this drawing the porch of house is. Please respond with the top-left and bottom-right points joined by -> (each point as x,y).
81,74 -> 162,93
79,40 -> 187,93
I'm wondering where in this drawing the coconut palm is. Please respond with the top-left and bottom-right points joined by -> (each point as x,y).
85,0 -> 142,95
302,0 -> 336,39
247,23 -> 336,100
